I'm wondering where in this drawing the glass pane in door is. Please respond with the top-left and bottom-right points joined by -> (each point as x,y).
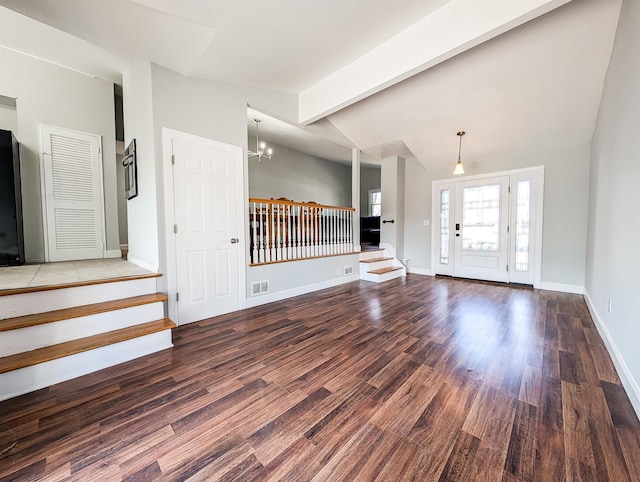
461,184 -> 500,251
515,180 -> 531,271
440,189 -> 450,264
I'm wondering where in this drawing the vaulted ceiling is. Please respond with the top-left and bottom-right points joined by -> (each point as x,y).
0,0 -> 623,169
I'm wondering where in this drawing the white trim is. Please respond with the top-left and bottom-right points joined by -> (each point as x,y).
104,249 -> 122,258
535,281 -> 584,294
584,291 -> 640,419
129,256 -> 159,273
431,166 -> 544,286
245,274 -> 360,308
407,267 -> 435,276
161,128 -> 246,325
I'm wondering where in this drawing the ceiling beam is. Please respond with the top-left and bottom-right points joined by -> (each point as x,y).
298,0 -> 573,125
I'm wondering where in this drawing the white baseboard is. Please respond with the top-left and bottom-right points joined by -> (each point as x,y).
535,281 -> 584,294
129,257 -> 159,274
104,249 -> 123,259
584,290 -> 640,419
244,274 -> 360,308
407,267 -> 435,276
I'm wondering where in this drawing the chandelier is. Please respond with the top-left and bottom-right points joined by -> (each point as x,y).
248,118 -> 273,162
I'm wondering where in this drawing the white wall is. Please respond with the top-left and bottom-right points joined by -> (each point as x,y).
0,98 -> 18,135
403,142 -> 591,287
122,63 -> 159,272
360,166 -> 381,215
249,141 -> 351,207
0,48 -> 120,262
586,0 -> 640,415
380,156 -> 406,259
115,148 -> 128,247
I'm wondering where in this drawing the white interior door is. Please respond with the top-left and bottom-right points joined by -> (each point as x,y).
39,124 -> 105,262
172,136 -> 241,324
453,176 -> 510,282
432,167 -> 543,285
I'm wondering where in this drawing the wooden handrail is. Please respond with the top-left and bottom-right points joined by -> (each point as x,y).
249,198 -> 355,211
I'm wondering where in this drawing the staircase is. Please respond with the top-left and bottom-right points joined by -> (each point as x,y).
0,274 -> 175,402
359,248 -> 406,283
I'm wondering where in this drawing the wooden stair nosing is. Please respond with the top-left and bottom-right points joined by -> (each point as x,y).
359,257 -> 394,264
368,266 -> 404,275
0,293 -> 169,332
0,318 -> 176,374
0,273 -> 162,298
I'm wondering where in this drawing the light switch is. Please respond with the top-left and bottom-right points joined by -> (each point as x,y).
423,220 -> 430,226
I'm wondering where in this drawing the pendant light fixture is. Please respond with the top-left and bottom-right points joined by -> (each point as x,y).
248,118 -> 273,162
453,131 -> 465,175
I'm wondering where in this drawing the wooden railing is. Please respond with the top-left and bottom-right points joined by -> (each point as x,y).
249,198 -> 355,265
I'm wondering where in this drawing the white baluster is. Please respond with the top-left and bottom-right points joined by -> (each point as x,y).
270,203 -> 277,260
276,203 -> 282,260
260,202 -> 267,263
348,210 -> 353,252
251,202 -> 258,264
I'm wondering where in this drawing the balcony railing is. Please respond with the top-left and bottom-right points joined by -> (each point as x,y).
249,198 -> 355,265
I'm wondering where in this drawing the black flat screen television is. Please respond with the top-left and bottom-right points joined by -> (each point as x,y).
0,129 -> 25,266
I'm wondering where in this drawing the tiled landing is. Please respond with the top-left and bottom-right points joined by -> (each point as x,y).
0,259 -> 154,292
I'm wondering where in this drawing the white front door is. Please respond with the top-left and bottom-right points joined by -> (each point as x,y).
454,176 -> 510,282
172,135 -> 242,324
432,167 -> 543,285
39,124 -> 105,262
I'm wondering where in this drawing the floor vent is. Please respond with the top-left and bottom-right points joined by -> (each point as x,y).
344,265 -> 353,276
251,280 -> 269,296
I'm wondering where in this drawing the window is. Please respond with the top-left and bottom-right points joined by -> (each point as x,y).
440,189 -> 450,264
514,180 -> 531,271
461,184 -> 501,251
369,190 -> 381,216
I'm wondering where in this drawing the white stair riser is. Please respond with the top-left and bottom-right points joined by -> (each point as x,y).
0,331 -> 173,402
0,302 -> 165,357
358,250 -> 386,261
359,259 -> 393,272
360,268 -> 406,283
0,277 -> 158,319
377,269 -> 406,282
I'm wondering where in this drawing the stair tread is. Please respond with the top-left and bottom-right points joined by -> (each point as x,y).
368,266 -> 404,275
0,273 -> 162,297
0,318 -> 176,374
0,293 -> 169,332
360,257 -> 393,263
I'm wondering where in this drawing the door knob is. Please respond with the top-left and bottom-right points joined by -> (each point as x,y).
230,238 -> 239,244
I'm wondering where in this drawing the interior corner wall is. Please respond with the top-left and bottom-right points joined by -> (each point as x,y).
123,63 -> 159,272
585,0 -> 640,414
0,48 -> 119,262
360,166 -> 381,215
403,142 -> 591,287
248,141 -> 352,207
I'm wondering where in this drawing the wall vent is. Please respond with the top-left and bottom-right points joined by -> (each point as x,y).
251,280 -> 269,296
344,265 -> 353,276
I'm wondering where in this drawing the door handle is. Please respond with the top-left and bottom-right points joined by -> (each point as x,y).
382,219 -> 395,224
230,238 -> 239,244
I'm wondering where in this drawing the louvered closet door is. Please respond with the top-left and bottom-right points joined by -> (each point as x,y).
39,125 -> 105,262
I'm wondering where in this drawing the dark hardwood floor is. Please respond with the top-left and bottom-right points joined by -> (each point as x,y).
1,275 -> 639,481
